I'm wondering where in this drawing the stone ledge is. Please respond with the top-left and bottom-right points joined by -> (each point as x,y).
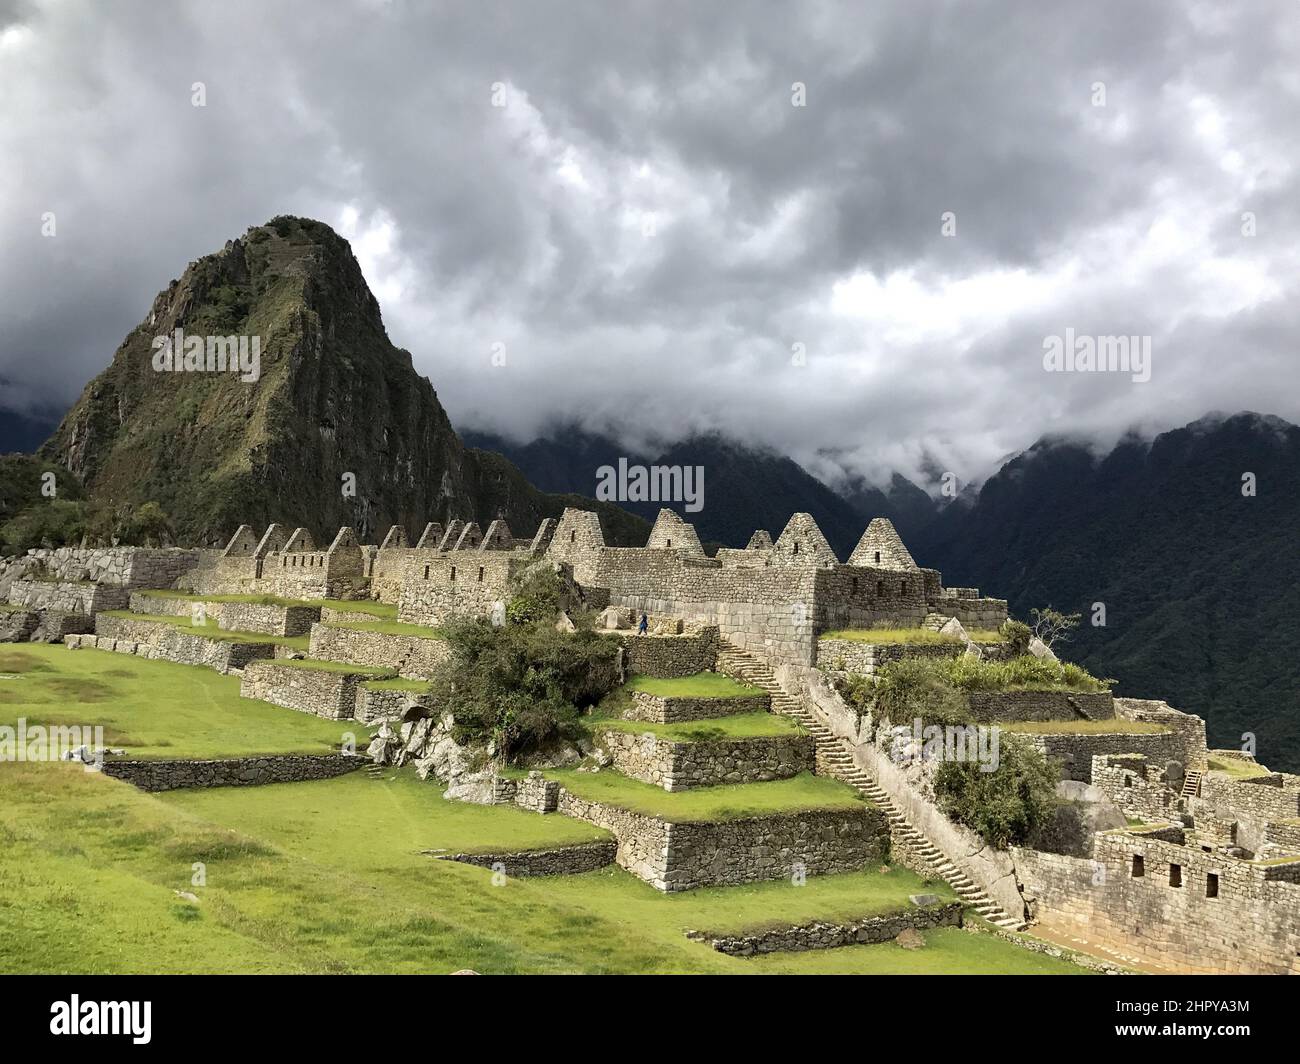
430,840 -> 617,877
688,901 -> 963,955
101,753 -> 361,792
623,688 -> 770,724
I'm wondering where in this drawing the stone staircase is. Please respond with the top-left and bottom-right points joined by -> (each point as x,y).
715,640 -> 1028,932
1181,769 -> 1203,799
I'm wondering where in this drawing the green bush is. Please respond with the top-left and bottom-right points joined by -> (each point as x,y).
435,617 -> 621,763
999,619 -> 1031,655
505,564 -> 567,626
870,658 -> 968,728
932,734 -> 1060,848
1,499 -> 89,553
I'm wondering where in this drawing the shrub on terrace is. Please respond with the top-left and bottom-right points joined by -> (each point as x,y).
932,734 -> 1060,849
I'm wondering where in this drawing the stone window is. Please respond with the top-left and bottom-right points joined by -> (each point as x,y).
477,566 -> 485,582
666,538 -> 672,547
1206,872 -> 1219,898
793,541 -> 801,554
900,580 -> 908,595
423,565 -> 430,580
450,566 -> 456,581
1131,854 -> 1144,877
874,551 -> 881,564
852,577 -> 858,592
1169,863 -> 1182,887
876,580 -> 885,597
1123,775 -> 1133,788
570,530 -> 577,543
281,556 -> 287,568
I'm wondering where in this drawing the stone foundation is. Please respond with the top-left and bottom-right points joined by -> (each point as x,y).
815,638 -> 962,675
219,601 -> 321,637
1022,728 -> 1181,783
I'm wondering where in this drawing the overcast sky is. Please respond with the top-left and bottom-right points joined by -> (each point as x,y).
2,0 -> 1298,488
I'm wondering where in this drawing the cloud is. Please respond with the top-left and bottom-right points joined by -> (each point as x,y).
1,0 -> 1299,490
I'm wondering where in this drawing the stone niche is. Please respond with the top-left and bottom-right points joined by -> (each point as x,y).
597,727 -> 815,790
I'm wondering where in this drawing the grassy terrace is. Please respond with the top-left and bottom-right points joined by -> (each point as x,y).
322,618 -> 443,639
820,626 -> 1004,645
1001,720 -> 1170,735
257,658 -> 396,678
1207,755 -> 1273,780
625,672 -> 765,698
0,645 -> 348,759
0,762 -> 1086,974
540,769 -> 867,822
134,589 -> 400,621
102,611 -> 311,651
363,677 -> 431,693
595,712 -> 803,742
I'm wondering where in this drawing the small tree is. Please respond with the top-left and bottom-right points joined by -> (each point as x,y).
1028,606 -> 1080,649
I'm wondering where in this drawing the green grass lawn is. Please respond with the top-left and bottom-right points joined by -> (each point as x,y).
323,619 -> 443,639
625,672 -> 765,698
102,611 -> 311,651
542,769 -> 867,822
820,627 -> 1004,645
0,645 -> 350,759
1001,720 -> 1171,735
595,712 -> 803,742
0,649 -> 1091,975
0,760 -> 1084,974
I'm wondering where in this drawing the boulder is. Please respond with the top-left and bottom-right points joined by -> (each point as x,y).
443,769 -> 497,805
1028,636 -> 1058,662
909,893 -> 940,907
554,611 -> 576,633
938,616 -> 968,641
895,928 -> 925,950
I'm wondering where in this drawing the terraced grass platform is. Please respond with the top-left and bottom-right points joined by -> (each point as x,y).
0,644 -> 349,759
541,769 -> 865,823
100,611 -> 310,651
819,626 -> 1004,645
595,712 -> 802,742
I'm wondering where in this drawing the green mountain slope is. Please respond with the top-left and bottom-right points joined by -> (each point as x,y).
42,217 -> 646,547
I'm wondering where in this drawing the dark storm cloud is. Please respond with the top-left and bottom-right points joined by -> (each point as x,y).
2,0 -> 1298,488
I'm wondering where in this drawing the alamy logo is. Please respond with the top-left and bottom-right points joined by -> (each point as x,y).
50,996 -> 151,1044
891,718 -> 1001,773
0,717 -> 105,766
595,458 -> 704,513
1042,328 -> 1151,383
151,328 -> 261,382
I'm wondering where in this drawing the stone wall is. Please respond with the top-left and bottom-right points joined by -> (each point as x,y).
1013,829 -> 1300,974
92,615 -> 275,673
0,608 -> 40,641
355,685 -> 434,724
1202,773 -> 1300,823
613,628 -> 719,677
19,546 -> 200,589
555,788 -> 887,891
690,901 -> 963,956
8,579 -> 130,614
102,753 -> 361,792
396,553 -> 520,626
240,661 -> 373,719
964,689 -> 1115,723
435,840 -> 617,877
621,688 -> 770,724
1092,754 -> 1183,821
514,771 -> 561,812
596,727 -> 815,790
1023,729 -> 1181,783
1115,697 -> 1208,771
307,623 -> 451,679
814,638 -> 962,675
219,602 -> 320,637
